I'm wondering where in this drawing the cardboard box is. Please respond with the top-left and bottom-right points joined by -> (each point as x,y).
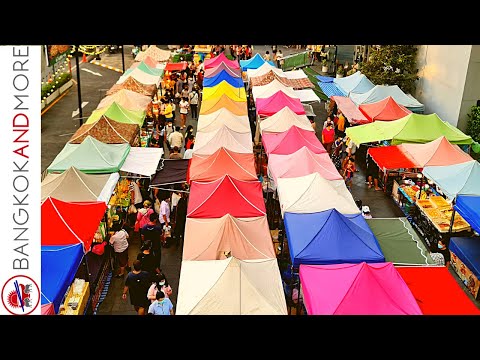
450,251 -> 480,299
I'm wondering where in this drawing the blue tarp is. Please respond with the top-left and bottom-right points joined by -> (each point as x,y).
318,82 -> 346,98
454,195 -> 480,234
203,70 -> 244,88
284,209 -> 385,267
316,75 -> 334,83
334,72 -> 374,95
240,53 -> 276,71
450,237 -> 480,278
41,244 -> 84,314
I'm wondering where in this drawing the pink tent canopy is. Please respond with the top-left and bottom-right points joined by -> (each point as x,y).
359,96 -> 412,122
299,262 -> 423,315
330,96 -> 370,125
204,62 -> 242,78
183,214 -> 275,260
256,93 -> 306,117
131,56 -> 158,69
187,175 -> 266,218
262,126 -> 326,155
268,146 -> 342,183
204,53 -> 240,69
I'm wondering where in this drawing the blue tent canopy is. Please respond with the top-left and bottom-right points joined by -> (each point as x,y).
203,70 -> 244,88
316,75 -> 334,83
450,237 -> 480,278
240,53 -> 276,71
334,72 -> 374,95
41,244 -> 84,313
454,195 -> 480,234
318,82 -> 346,98
284,209 -> 385,267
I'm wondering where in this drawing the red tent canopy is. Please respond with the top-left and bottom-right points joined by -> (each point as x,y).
164,61 -> 188,72
41,197 -> 107,253
359,96 -> 412,122
256,92 -> 306,117
397,266 -> 480,315
330,96 -> 370,125
368,146 -> 417,171
187,147 -> 257,183
262,126 -> 326,155
204,53 -> 240,70
187,175 -> 266,218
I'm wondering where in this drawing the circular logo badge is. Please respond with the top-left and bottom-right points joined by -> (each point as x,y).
2,275 -> 40,315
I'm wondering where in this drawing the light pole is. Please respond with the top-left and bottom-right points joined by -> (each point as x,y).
121,45 -> 125,73
75,45 -> 83,126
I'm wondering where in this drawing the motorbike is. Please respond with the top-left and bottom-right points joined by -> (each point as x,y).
132,46 -> 141,58
108,45 -> 119,54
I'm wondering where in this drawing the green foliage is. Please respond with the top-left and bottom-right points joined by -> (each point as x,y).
336,65 -> 344,75
361,45 -> 419,94
42,72 -> 72,99
466,105 -> 480,144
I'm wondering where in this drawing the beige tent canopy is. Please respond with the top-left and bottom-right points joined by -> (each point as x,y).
41,166 -> 119,203
176,257 -> 287,315
259,106 -> 313,133
97,89 -> 152,112
117,68 -> 161,86
197,108 -> 250,133
183,214 -> 275,261
251,80 -> 298,100
193,126 -> 253,155
135,45 -> 171,62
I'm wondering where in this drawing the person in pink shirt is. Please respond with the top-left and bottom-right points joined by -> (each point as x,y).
135,200 -> 154,233
147,273 -> 173,303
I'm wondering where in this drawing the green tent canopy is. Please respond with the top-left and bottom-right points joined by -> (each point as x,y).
86,102 -> 146,127
47,136 -> 131,174
346,113 -> 473,146
366,218 -> 436,266
133,61 -> 164,77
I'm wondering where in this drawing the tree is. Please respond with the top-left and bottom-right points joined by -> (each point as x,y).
361,45 -> 419,95
466,105 -> 480,158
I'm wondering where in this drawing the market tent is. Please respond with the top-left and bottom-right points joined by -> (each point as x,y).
183,214 -> 275,260
300,262 -> 422,315
346,113 -> 473,146
130,61 -> 164,77
318,82 -> 346,98
204,53 -> 240,70
367,146 -> 418,171
256,92 -> 306,117
202,81 -> 247,102
366,218 -> 436,265
164,61 -> 188,72
150,159 -> 189,187
197,108 -> 249,133
193,126 -> 253,155
41,244 -> 84,314
193,45 -> 213,53
262,126 -> 325,155
203,70 -> 244,88
333,71 -> 375,95
316,75 -> 334,82
240,53 -> 274,71
135,45 -> 171,62
106,76 -> 157,97
176,257 -> 287,315
303,103 -> 316,117
86,102 -> 146,127
251,80 -> 297,100
284,69 -> 310,80
259,106 -> 313,133
41,166 -> 119,203
41,197 -> 107,252
204,62 -> 241,78
330,96 -> 369,125
396,266 -> 480,315
47,136 -> 130,174
277,173 -> 360,216
199,94 -> 248,116
294,89 -> 321,103
359,96 -> 412,122
117,67 -> 161,86
131,55 -> 158,69
454,196 -> 480,234
285,210 -> 385,266
422,160 -> 480,199
69,116 -> 140,145
187,175 -> 265,218
349,85 -> 424,112
250,70 -> 314,89
97,89 -> 152,112
450,236 -> 480,281
246,62 -> 283,79
268,146 -> 342,183
187,147 -> 257,183
120,147 -> 164,177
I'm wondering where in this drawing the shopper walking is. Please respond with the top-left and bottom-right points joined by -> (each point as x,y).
109,222 -> 130,278
147,291 -> 174,315
189,89 -> 199,119
179,97 -> 190,130
122,260 -> 151,315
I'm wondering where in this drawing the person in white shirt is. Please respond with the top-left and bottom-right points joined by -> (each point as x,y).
160,194 -> 171,228
179,97 -> 189,129
129,179 -> 143,208
188,89 -> 199,119
109,223 -> 130,277
167,126 -> 184,150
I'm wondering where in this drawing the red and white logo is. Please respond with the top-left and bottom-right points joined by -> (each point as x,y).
1,275 -> 40,315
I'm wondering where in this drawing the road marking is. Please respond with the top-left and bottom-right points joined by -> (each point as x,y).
72,101 -> 89,117
81,68 -> 103,77
41,88 -> 72,116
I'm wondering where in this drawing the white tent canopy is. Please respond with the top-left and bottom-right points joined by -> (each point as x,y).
117,68 -> 161,86
349,84 -> 424,110
284,69 -> 308,79
120,147 -> 164,177
193,126 -> 253,155
97,89 -> 152,111
135,45 -> 171,62
294,89 -> 321,103
197,108 -> 250,133
246,62 -> 283,80
276,173 -> 360,216
259,106 -> 313,133
251,80 -> 297,100
176,257 -> 287,315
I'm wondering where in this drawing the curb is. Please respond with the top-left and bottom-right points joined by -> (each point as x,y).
90,59 -> 124,74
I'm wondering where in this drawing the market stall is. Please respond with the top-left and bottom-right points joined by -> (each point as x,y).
117,67 -> 161,86
251,79 -> 297,100
333,71 -> 374,96
199,94 -> 248,116
106,77 -> 157,98
127,60 -> 164,77
396,266 -> 480,314
358,96 -> 412,122
262,126 -> 324,155
86,102 -> 146,127
284,209 -> 385,266
197,107 -> 249,133
164,61 -> 188,73
135,45 -> 171,63
204,62 -> 242,78
203,69 -> 244,88
183,214 -> 275,260
187,147 -> 257,183
329,95 -> 369,125
250,70 -> 314,89
119,147 -> 164,179
318,81 -> 345,98
240,53 -> 275,72
131,55 -> 158,69
299,262 -> 422,315
294,89 -> 321,104
193,126 -> 253,155
187,175 -> 265,218
256,92 -> 305,117
202,81 -> 247,102
449,236 -> 480,299
246,62 -> 283,81
176,257 -> 287,315
259,106 -> 312,133
97,89 -> 152,112
454,195 -> 480,234
41,166 -> 119,203
150,159 -> 190,189
204,52 -> 240,70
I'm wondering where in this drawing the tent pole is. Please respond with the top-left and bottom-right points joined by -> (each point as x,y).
448,197 -> 457,234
